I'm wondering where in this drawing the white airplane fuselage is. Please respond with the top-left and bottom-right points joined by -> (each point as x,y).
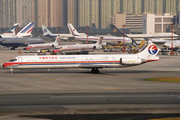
2,54 -> 157,69
74,36 -> 132,44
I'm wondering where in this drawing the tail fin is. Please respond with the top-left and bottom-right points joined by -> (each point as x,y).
67,23 -> 81,36
18,22 -> 35,34
110,24 -> 128,37
137,41 -> 165,61
53,36 -> 60,46
3,23 -> 20,34
42,25 -> 53,36
95,37 -> 103,49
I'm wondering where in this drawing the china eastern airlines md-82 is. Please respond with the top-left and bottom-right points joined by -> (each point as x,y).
3,41 -> 163,73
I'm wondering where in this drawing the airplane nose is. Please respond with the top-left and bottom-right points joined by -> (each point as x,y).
2,63 -> 5,68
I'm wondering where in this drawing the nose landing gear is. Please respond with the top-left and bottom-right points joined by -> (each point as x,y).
10,69 -> 14,74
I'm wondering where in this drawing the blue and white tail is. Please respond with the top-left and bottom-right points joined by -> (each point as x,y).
67,23 -> 81,36
18,22 -> 34,34
42,25 -> 53,36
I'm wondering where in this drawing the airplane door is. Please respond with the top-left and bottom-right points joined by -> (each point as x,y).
18,57 -> 22,65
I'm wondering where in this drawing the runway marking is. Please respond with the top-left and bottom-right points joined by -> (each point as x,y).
26,74 -> 57,81
106,88 -> 119,90
50,95 -> 177,99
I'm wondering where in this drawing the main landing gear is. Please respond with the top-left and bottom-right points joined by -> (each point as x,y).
91,68 -> 99,73
10,69 -> 14,74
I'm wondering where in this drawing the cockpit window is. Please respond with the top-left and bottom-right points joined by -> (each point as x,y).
9,58 -> 17,62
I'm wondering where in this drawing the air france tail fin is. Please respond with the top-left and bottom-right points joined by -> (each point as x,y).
3,23 -> 20,34
110,24 -> 128,37
67,23 -> 81,36
18,22 -> 35,34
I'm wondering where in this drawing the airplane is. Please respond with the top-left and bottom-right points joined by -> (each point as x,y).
0,35 -> 45,50
0,23 -> 20,38
51,36 -> 103,55
110,24 -> 179,40
152,39 -> 180,49
67,23 -> 132,45
24,36 -> 60,52
3,40 -> 163,74
42,25 -> 86,39
0,22 -> 35,38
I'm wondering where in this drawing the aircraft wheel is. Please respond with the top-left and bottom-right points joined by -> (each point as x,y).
91,68 -> 95,73
10,69 -> 14,74
10,48 -> 15,50
95,69 -> 99,73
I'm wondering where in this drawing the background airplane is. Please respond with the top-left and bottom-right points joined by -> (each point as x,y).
3,41 -> 163,74
110,24 -> 179,40
0,22 -> 35,38
42,25 -> 86,39
0,36 -> 45,50
24,36 -> 60,51
0,23 -> 19,38
51,36 -> 103,55
67,23 -> 132,45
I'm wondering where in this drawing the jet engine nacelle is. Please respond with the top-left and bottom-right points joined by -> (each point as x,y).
120,58 -> 143,65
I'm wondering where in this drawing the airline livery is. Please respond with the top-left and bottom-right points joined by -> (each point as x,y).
3,41 -> 162,73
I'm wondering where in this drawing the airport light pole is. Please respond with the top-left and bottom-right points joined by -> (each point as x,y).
122,25 -> 126,52
171,24 -> 174,55
86,26 -> 89,44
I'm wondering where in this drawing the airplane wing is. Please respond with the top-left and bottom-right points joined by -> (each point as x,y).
0,38 -> 5,42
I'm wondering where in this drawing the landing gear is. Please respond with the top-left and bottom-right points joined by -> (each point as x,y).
91,68 -> 99,73
10,69 -> 14,74
10,47 -> 15,50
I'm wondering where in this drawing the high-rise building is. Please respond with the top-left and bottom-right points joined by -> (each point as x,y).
0,0 -> 16,27
34,0 -> 64,27
122,0 -> 142,15
67,0 -> 78,26
143,0 -> 163,15
77,0 -> 99,28
16,0 -> 32,27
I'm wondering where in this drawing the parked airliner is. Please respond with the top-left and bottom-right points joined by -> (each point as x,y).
110,24 -> 179,40
42,25 -> 86,39
24,36 -> 60,51
0,23 -> 19,38
51,36 -> 103,55
0,22 -> 35,38
3,41 -> 163,73
67,23 -> 132,45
